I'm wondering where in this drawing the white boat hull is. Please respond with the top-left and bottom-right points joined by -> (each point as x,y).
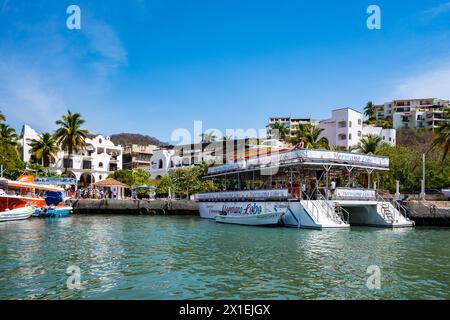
215,211 -> 284,226
0,206 -> 35,222
198,200 -> 413,229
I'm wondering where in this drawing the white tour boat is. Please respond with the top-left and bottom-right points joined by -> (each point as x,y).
195,148 -> 414,230
215,211 -> 285,226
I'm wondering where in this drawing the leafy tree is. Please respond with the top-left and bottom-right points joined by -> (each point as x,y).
289,123 -> 329,149
0,123 -> 18,147
0,111 -> 5,122
200,132 -> 217,143
271,122 -> 290,141
356,134 -> 382,154
364,101 -> 375,120
430,109 -> 450,161
54,110 -> 89,161
29,133 -> 59,167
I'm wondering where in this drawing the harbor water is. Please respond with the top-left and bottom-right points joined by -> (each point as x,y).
0,215 -> 449,299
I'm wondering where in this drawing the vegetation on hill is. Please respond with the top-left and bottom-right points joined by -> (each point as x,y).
110,133 -> 167,147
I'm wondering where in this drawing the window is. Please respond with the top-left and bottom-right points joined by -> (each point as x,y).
358,119 -> 362,125
98,162 -> 103,168
389,137 -> 392,142
349,133 -> 352,140
338,121 -> 346,128
82,161 -> 92,170
358,131 -> 362,137
383,136 -> 385,140
338,134 -> 346,140
158,159 -> 163,169
63,159 -> 73,169
349,121 -> 352,128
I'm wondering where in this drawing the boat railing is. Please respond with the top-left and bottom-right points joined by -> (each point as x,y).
300,190 -> 344,224
315,191 -> 346,224
376,191 -> 411,221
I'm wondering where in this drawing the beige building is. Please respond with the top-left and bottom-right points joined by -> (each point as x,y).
267,117 -> 320,138
122,144 -> 159,170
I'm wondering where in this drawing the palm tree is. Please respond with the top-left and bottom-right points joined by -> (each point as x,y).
200,132 -> 217,143
429,107 -> 450,161
0,111 -> 5,122
364,101 -> 375,120
54,110 -> 89,159
0,123 -> 18,147
29,133 -> 59,167
330,145 -> 347,152
271,122 -> 289,141
356,135 -> 382,154
292,123 -> 329,149
222,135 -> 233,141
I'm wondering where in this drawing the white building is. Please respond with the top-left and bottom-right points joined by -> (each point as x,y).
318,108 -> 396,149
375,98 -> 449,130
267,117 -> 321,139
20,124 -> 123,186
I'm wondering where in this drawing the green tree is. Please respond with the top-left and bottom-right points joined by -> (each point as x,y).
271,122 -> 290,141
364,101 -> 375,120
356,135 -> 382,154
430,109 -> 450,161
54,110 -> 89,161
200,132 -> 217,143
154,175 -> 174,197
290,123 -> 329,149
0,111 -> 5,122
0,123 -> 18,147
29,133 -> 59,167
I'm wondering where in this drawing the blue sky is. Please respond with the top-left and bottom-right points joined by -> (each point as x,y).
1,0 -> 450,142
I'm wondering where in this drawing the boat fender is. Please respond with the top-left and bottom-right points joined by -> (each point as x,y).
140,207 -> 150,215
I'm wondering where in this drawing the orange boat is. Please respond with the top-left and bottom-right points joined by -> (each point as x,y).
0,175 -> 65,212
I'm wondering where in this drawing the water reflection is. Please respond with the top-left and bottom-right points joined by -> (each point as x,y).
0,216 -> 450,299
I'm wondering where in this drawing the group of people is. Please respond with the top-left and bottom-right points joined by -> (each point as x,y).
73,188 -> 117,199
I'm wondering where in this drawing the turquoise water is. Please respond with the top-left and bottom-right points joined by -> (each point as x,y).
0,215 -> 450,300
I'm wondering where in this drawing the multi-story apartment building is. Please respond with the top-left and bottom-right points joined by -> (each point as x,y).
318,108 -> 396,149
267,117 -> 320,139
20,124 -> 122,186
122,144 -> 158,170
374,98 -> 449,130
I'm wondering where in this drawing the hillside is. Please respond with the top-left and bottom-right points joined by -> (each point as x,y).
109,133 -> 168,147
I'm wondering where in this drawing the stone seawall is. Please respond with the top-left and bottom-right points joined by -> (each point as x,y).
68,199 -> 199,215
405,201 -> 450,227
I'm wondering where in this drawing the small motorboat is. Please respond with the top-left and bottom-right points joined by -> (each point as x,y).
33,206 -> 73,218
215,211 -> 285,226
0,206 -> 35,222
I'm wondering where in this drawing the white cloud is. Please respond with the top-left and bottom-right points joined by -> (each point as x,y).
0,13 -> 128,132
422,2 -> 450,21
84,18 -> 128,68
391,60 -> 450,99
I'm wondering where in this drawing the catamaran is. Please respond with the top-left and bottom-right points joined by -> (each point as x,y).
195,147 -> 414,229
0,175 -> 69,222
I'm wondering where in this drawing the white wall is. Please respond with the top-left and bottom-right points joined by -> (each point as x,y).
20,125 -> 123,184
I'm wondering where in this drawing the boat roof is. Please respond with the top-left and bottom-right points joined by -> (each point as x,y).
0,178 -> 65,192
206,148 -> 389,177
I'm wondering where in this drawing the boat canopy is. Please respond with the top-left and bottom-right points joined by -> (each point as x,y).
0,178 -> 64,192
207,149 -> 390,176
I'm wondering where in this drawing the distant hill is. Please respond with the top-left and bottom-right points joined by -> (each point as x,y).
109,133 -> 168,147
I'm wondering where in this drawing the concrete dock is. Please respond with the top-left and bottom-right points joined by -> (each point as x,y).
405,201 -> 450,226
68,199 -> 199,215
